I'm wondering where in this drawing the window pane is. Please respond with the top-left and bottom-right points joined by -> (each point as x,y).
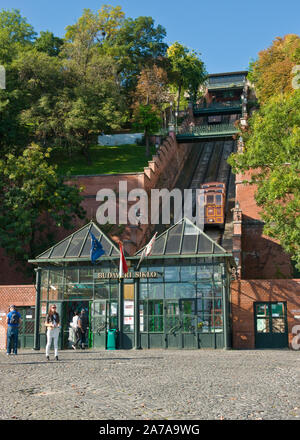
79,268 -> 93,283
272,318 -> 286,333
256,304 -> 269,317
256,318 -> 270,333
148,316 -> 164,332
148,283 -> 164,299
165,283 -> 195,299
64,284 -> 93,299
94,283 -> 109,299
182,316 -> 196,332
181,265 -> 196,281
165,224 -> 183,254
140,284 -> 148,299
271,303 -> 284,317
65,268 -> 78,284
165,266 -> 180,282
166,316 -> 181,333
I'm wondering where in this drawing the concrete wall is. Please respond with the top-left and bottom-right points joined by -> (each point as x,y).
231,279 -> 300,349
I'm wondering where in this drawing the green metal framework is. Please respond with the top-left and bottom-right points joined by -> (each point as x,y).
176,123 -> 238,141
29,221 -> 120,264
193,101 -> 242,116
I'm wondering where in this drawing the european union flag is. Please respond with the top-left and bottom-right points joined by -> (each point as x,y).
89,231 -> 105,263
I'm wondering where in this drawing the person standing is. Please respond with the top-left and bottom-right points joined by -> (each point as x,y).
45,304 -> 60,361
73,309 -> 89,350
6,305 -> 22,356
71,311 -> 79,350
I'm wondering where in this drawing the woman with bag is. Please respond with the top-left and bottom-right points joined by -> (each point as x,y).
45,304 -> 60,361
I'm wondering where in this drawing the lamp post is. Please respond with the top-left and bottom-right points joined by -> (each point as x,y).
175,110 -> 178,134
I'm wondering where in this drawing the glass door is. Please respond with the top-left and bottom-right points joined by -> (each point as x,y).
165,300 -> 181,348
91,300 -> 118,348
179,299 -> 198,349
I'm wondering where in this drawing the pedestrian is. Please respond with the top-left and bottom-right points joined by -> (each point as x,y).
6,305 -> 22,356
45,304 -> 60,361
73,309 -> 89,350
70,311 -> 79,350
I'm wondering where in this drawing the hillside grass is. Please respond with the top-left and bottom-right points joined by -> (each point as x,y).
53,144 -> 157,175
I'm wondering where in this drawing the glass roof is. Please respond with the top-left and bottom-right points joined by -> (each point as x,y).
34,221 -> 120,261
135,218 -> 228,257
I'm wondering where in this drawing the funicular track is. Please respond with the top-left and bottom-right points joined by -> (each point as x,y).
184,138 -> 236,246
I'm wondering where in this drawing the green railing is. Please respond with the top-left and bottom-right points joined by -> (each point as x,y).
176,123 -> 237,139
207,81 -> 245,89
193,100 -> 242,114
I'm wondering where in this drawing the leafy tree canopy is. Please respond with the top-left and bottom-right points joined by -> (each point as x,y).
167,42 -> 207,111
248,34 -> 300,104
0,144 -> 85,265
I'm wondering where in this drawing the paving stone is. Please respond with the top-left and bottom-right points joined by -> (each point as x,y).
0,349 -> 299,420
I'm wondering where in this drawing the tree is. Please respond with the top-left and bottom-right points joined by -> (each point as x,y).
132,104 -> 161,156
0,144 -> 86,265
248,34 -> 300,104
133,64 -> 174,128
228,91 -> 300,270
167,42 -> 207,112
0,9 -> 36,63
34,31 -> 64,56
105,16 -> 168,100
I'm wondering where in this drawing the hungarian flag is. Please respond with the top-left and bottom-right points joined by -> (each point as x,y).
119,242 -> 128,277
137,232 -> 157,270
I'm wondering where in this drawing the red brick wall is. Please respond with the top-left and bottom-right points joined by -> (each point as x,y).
231,279 -> 300,349
0,285 -> 35,350
236,170 -> 293,278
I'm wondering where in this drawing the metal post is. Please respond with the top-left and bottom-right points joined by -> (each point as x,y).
33,267 -> 41,350
118,279 -> 124,349
134,278 -> 141,349
222,264 -> 231,350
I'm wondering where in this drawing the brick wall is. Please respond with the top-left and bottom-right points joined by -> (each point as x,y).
0,285 -> 35,350
231,279 -> 300,349
235,170 -> 293,278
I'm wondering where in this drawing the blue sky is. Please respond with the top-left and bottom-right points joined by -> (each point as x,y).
1,0 -> 299,73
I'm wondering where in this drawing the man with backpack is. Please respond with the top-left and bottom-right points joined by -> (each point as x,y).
6,305 -> 22,355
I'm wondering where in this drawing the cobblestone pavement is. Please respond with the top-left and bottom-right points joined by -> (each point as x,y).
0,349 -> 299,420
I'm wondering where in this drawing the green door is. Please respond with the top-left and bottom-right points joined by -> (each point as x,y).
254,302 -> 288,349
180,299 -> 198,349
18,307 -> 35,348
165,300 -> 181,348
91,301 -> 118,348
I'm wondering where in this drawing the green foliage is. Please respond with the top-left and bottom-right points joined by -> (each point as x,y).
53,144 -> 157,175
228,91 -> 300,270
0,144 -> 86,263
34,31 -> 64,56
167,42 -> 207,110
248,34 -> 300,104
104,16 -> 168,95
0,8 -> 36,62
132,104 -> 161,155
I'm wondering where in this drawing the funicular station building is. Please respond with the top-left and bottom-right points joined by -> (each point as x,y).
28,219 -> 233,351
